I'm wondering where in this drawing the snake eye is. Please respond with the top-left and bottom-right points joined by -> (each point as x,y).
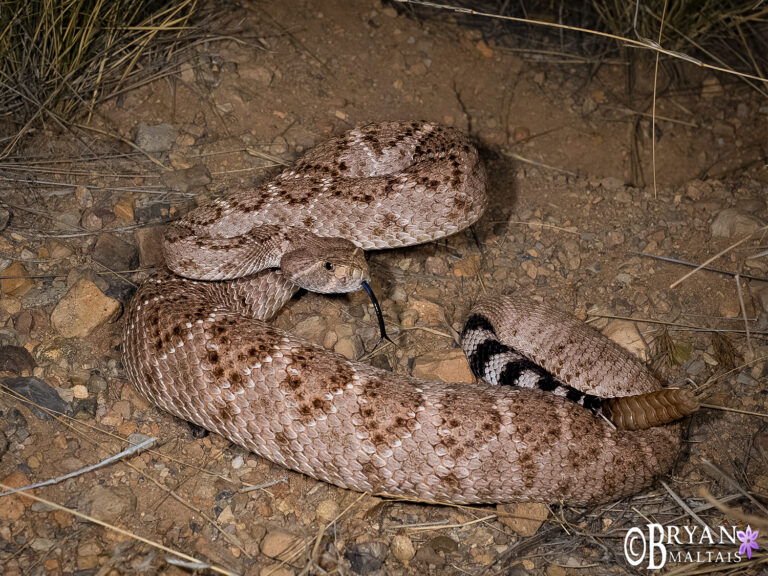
324,261 -> 334,271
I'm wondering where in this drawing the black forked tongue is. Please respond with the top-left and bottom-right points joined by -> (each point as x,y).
361,281 -> 394,348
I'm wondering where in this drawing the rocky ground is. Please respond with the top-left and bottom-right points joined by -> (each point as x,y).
1,0 -> 767,575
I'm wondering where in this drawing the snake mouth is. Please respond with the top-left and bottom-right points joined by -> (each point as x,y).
361,281 -> 393,347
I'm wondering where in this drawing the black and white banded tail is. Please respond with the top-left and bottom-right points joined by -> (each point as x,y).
460,311 -> 698,431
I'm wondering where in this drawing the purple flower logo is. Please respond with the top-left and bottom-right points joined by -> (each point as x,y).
737,525 -> 759,559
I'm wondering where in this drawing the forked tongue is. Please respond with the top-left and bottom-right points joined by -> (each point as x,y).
361,281 -> 393,348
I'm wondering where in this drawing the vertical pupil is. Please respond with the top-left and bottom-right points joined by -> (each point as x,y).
325,262 -> 333,270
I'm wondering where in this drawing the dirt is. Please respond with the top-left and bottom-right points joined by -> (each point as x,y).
1,1 -> 767,575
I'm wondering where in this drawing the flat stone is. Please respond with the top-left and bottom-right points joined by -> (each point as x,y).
497,502 -> 550,536
239,65 -> 274,85
79,209 -> 102,231
1,377 -> 66,419
92,234 -> 139,272
51,279 -> 122,338
134,198 -> 170,223
72,384 -> 89,399
82,485 -> 136,524
45,239 -> 74,259
424,256 -> 449,276
408,298 -> 445,325
292,316 -> 327,342
345,541 -> 389,575
0,471 -> 31,522
261,529 -> 303,561
334,336 -> 360,360
0,346 -> 35,375
161,164 -> 211,193
113,194 -> 135,221
134,225 -> 166,268
452,254 -> 480,278
685,179 -> 711,200
135,123 -> 178,153
0,296 -> 21,315
711,208 -> 764,238
1,262 -> 34,297
412,348 -> 474,383
602,320 -> 647,361
557,238 -> 581,271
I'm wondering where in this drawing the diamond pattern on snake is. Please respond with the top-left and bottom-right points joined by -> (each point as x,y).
122,121 -> 697,505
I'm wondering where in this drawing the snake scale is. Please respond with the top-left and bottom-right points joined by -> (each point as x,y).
123,121 -> 696,505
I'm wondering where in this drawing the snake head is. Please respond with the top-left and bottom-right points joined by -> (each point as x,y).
282,238 -> 393,345
281,238 -> 369,294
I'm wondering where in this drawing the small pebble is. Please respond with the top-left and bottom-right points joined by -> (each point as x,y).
72,384 -> 89,399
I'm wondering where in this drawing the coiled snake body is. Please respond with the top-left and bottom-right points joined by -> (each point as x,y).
123,122 -> 695,505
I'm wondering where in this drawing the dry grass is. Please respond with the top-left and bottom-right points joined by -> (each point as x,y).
0,0 -> 199,157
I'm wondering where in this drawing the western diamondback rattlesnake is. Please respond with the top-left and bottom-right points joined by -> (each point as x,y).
122,121 -> 696,505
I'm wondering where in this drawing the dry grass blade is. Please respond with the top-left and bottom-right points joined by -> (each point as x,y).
0,483 -> 239,576
0,0 -> 200,157
398,0 -> 768,84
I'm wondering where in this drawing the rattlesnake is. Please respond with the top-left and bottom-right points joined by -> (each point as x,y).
122,121 -> 696,505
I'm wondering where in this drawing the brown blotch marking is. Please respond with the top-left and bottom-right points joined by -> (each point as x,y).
229,371 -> 243,392
303,215 -> 314,228
297,393 -> 332,423
358,376 -> 422,442
382,213 -> 399,229
207,350 -> 220,364
272,430 -> 294,459
247,341 -> 274,363
284,350 -> 350,423
213,366 -> 225,378
286,194 -> 311,207
351,193 -> 374,203
285,374 -> 303,390
360,461 -> 380,486
450,195 -> 471,217
212,398 -> 236,426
